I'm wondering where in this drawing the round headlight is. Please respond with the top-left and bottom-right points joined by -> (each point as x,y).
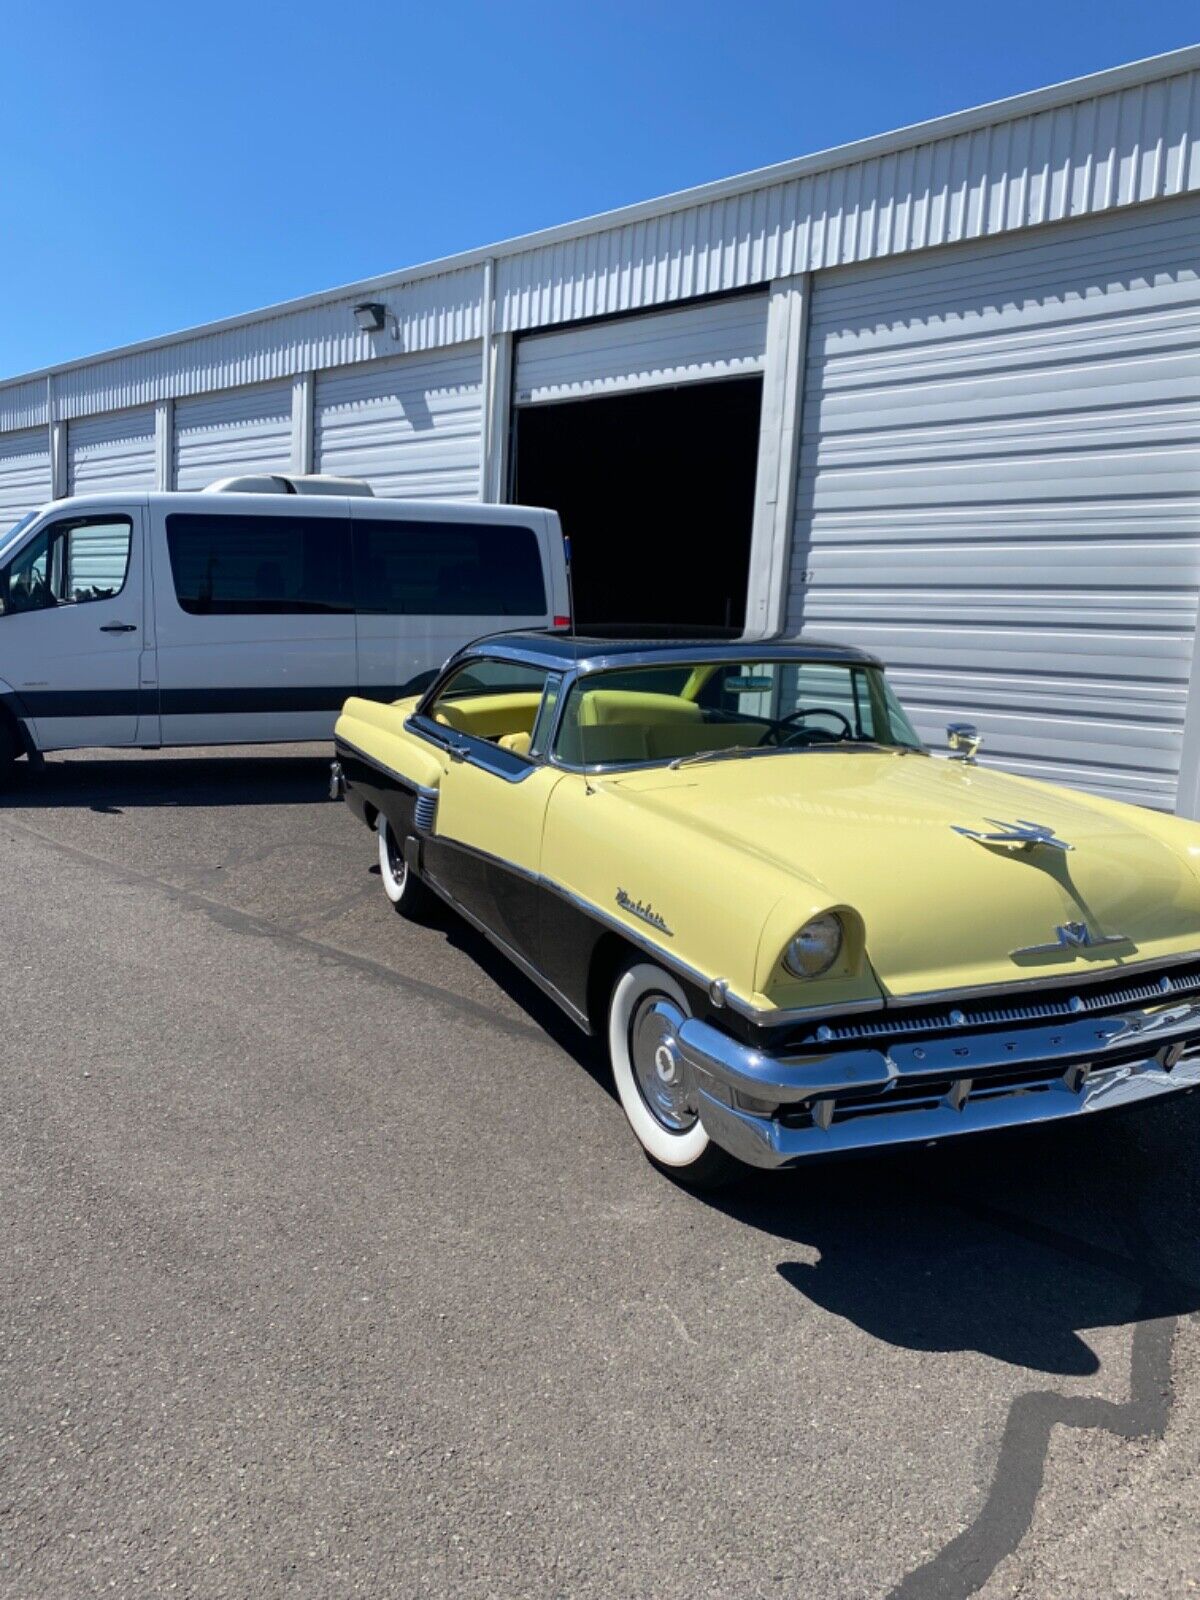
783,913 -> 844,979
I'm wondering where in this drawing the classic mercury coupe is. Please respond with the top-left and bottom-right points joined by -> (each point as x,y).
332,633 -> 1200,1187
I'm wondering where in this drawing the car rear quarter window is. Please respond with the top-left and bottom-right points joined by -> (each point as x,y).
355,519 -> 546,616
165,513 -> 352,615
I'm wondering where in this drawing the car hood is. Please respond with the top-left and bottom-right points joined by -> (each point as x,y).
604,752 -> 1200,996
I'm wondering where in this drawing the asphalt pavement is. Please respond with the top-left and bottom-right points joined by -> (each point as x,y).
2,745 -> 1198,1599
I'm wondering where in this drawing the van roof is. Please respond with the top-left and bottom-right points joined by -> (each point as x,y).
27,491 -> 557,521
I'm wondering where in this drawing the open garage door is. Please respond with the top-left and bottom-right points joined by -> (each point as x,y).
788,196 -> 1200,811
0,427 -> 51,527
513,295 -> 766,630
174,382 -> 292,490
68,409 -> 156,495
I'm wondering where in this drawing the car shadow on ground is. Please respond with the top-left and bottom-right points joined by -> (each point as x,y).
704,1099 -> 1200,1376
0,752 -> 333,811
430,902 -> 617,1097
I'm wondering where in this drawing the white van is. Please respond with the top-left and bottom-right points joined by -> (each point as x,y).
0,476 -> 570,771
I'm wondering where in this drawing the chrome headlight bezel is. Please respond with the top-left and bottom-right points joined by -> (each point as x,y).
783,913 -> 845,979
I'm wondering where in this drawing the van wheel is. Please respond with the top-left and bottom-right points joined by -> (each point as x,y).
378,818 -> 435,920
0,718 -> 18,781
607,961 -> 740,1189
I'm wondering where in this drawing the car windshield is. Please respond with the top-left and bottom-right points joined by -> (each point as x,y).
553,658 -> 924,769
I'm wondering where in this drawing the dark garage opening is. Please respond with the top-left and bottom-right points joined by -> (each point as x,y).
512,375 -> 762,632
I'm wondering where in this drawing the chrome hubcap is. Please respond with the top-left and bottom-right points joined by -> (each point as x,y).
383,826 -> 406,887
630,995 -> 697,1132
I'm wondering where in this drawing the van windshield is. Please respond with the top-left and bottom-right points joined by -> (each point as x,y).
0,512 -> 36,565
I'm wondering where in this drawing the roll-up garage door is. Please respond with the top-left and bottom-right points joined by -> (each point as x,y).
315,346 -> 482,499
68,408 -> 156,495
788,195 -> 1200,811
0,428 -> 51,526
174,382 -> 292,489
514,294 -> 767,405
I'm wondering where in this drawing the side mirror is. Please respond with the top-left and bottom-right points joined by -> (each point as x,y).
946,722 -> 981,763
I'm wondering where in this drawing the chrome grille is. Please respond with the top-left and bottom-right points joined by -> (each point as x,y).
791,961 -> 1200,1048
413,787 -> 438,832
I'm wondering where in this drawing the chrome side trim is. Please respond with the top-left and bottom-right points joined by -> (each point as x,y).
413,786 -> 438,832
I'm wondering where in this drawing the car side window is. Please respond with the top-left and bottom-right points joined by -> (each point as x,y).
0,516 -> 132,617
422,659 -> 553,760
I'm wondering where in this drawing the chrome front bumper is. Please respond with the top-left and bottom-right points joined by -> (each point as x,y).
675,1000 -> 1200,1169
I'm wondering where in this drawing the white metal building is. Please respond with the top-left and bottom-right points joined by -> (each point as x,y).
2,47 -> 1199,811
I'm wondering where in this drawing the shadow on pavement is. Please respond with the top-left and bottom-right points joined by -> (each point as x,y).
706,1097 -> 1200,1376
0,751 -> 333,811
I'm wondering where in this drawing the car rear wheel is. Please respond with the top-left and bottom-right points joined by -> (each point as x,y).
608,961 -> 740,1188
377,817 -> 435,920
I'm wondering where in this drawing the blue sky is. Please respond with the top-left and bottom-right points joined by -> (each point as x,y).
0,1 -> 1196,378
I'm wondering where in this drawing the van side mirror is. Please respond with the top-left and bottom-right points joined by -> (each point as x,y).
946,722 -> 981,763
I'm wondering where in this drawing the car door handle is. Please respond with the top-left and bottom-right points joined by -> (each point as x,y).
448,741 -> 470,763
99,622 -> 137,633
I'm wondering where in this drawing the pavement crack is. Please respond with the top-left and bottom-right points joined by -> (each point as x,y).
885,1204 -> 1182,1600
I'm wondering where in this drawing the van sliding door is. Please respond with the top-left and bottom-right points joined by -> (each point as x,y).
152,503 -> 356,746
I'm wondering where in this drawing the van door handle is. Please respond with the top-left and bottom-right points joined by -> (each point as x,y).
99,622 -> 137,633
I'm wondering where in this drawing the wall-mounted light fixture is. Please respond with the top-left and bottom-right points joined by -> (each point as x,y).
353,302 -> 389,334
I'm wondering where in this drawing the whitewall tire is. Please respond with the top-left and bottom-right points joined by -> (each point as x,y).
377,817 -> 433,919
608,961 -> 738,1187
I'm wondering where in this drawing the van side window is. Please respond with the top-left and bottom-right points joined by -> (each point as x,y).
0,516 -> 132,616
165,513 -> 352,615
355,520 -> 546,616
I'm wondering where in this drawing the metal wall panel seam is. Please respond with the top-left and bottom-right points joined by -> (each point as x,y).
291,374 -> 314,475
745,274 -> 811,638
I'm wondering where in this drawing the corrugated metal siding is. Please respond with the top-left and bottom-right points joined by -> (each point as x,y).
174,382 -> 293,489
314,344 -> 482,499
497,65 -> 1200,331
0,427 -> 51,525
787,193 -> 1200,811
67,409 -> 156,494
0,379 -> 48,435
514,294 -> 767,404
0,55 -> 1195,428
45,267 -> 485,421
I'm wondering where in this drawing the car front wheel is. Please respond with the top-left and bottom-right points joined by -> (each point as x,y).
608,961 -> 739,1188
377,817 -> 435,920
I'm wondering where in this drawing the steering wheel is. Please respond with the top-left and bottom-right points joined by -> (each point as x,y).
769,706 -> 854,746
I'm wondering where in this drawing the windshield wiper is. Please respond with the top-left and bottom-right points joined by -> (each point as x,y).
668,744 -> 761,769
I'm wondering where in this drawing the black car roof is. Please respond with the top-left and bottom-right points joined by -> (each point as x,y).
458,630 -> 884,671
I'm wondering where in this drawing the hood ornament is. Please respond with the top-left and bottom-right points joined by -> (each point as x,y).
1012,921 -> 1130,958
952,818 -> 1073,852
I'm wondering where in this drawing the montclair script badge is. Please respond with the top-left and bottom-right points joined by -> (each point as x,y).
616,888 -> 673,937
